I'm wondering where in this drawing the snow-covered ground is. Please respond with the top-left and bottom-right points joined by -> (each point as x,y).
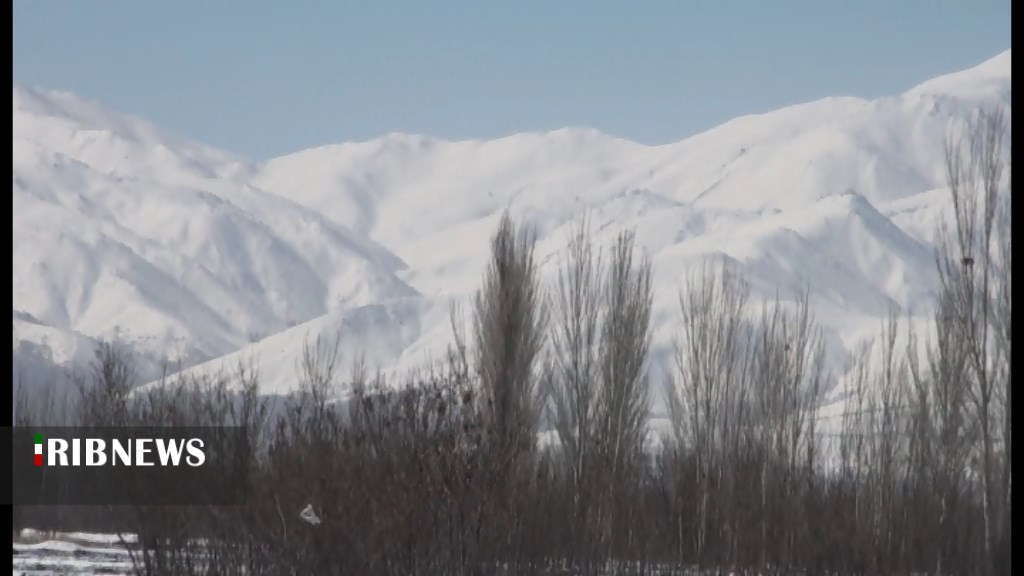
12,50 -> 1011,419
13,530 -> 137,575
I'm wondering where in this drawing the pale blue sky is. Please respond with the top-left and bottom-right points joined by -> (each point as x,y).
14,1 -> 1011,160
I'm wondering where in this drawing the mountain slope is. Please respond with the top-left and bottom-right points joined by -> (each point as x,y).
13,50 -> 1011,402
14,86 -> 418,385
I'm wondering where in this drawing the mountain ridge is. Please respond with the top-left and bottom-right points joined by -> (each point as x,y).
12,49 -> 1011,405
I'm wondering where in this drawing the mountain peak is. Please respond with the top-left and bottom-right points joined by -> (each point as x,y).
903,49 -> 1010,101
14,82 -> 247,179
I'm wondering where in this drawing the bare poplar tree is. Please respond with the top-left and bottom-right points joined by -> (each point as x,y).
472,210 -> 548,525
836,339 -> 873,572
846,310 -> 911,574
748,289 -> 825,572
667,259 -> 752,569
593,229 -> 653,559
546,214 -> 604,565
870,311 -> 911,574
932,105 -> 1010,576
548,214 -> 603,485
992,171 -> 1011,575
911,275 -> 976,574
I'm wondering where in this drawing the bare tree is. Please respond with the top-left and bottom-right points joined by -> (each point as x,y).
295,332 -> 343,437
546,214 -> 605,567
747,289 -> 826,573
993,169 -> 1011,576
593,229 -> 653,560
908,274 -> 976,574
667,259 -> 752,569
472,209 -> 548,562
474,210 -> 547,456
75,341 -> 136,426
835,339 -> 873,572
841,310 -> 912,574
932,105 -> 1010,576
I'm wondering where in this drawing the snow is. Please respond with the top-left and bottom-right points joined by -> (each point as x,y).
13,50 -> 1011,418
13,531 -> 138,575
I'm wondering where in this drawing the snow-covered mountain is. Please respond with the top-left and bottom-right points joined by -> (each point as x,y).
13,84 -> 417,389
13,50 -> 1011,408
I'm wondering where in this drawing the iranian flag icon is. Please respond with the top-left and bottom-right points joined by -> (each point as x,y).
34,433 -> 43,466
